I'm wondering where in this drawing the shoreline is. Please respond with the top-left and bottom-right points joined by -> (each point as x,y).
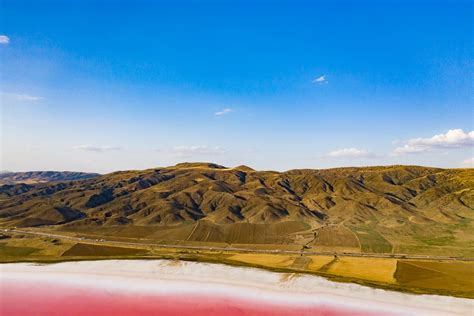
1,259 -> 473,315
2,251 -> 472,299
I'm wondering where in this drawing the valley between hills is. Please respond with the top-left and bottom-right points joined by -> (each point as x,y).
1,163 -> 473,297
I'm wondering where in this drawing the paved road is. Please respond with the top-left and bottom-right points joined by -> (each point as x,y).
7,228 -> 474,261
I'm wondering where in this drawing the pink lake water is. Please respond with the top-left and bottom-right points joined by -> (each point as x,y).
2,260 -> 470,316
1,280 -> 375,316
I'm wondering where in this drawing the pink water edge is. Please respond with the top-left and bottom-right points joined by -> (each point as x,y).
1,280 -> 378,316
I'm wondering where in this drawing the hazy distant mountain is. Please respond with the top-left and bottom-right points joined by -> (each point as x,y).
0,171 -> 100,185
0,163 -> 472,256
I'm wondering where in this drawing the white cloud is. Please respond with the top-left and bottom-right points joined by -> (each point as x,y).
74,145 -> 121,153
394,129 -> 474,155
312,75 -> 327,84
393,144 -> 427,155
461,157 -> 474,168
165,145 -> 227,157
214,108 -> 234,116
0,35 -> 9,44
325,148 -> 376,159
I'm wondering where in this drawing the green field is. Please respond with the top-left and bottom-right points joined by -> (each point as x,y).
353,226 -> 393,253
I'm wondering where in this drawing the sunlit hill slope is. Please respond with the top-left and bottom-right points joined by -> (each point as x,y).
1,163 -> 473,256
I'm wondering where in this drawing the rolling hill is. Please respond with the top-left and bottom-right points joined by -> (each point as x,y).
0,163 -> 473,256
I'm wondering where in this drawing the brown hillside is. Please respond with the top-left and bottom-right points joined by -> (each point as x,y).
0,164 -> 473,255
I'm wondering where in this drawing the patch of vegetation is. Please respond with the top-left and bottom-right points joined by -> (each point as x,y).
395,260 -> 474,296
395,261 -> 444,284
310,225 -> 359,248
352,226 -> 392,253
414,235 -> 456,246
61,243 -> 149,257
0,242 -> 40,257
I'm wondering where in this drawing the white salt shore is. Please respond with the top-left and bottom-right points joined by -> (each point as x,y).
1,259 -> 473,315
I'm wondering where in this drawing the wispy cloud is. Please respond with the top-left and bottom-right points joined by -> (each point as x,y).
160,145 -> 227,157
324,148 -> 376,159
312,75 -> 327,84
74,145 -> 121,153
214,108 -> 234,116
15,94 -> 43,101
393,129 -> 474,155
0,35 -> 9,44
461,157 -> 474,168
1,92 -> 44,101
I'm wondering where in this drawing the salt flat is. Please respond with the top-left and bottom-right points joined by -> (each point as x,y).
1,260 -> 473,315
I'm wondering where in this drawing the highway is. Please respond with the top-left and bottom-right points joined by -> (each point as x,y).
7,228 -> 474,262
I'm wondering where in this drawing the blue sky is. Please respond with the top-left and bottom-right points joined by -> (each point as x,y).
1,0 -> 473,173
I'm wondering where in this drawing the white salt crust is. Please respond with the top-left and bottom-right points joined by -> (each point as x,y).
1,260 -> 473,315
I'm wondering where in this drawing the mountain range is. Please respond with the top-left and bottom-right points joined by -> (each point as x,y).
0,163 -> 472,256
0,171 -> 99,185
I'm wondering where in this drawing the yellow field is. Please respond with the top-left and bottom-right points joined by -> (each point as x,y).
306,255 -> 334,270
323,257 -> 397,283
227,253 -> 294,269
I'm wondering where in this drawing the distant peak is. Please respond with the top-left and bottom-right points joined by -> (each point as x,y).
173,162 -> 227,169
233,165 -> 255,172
